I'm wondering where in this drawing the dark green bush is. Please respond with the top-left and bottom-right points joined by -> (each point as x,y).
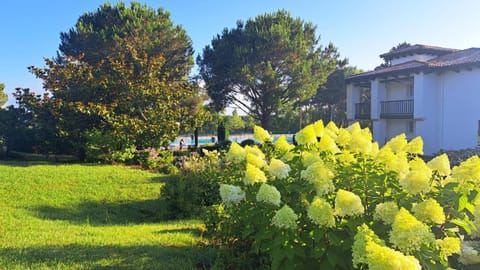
160,150 -> 225,219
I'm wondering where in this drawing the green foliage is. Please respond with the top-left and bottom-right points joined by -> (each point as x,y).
161,150 -> 232,219
206,122 -> 480,269
198,10 -> 344,129
23,2 -> 200,160
0,161 -> 209,269
136,148 -> 178,174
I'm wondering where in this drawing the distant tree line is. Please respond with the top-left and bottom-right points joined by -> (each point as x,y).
0,2 -> 358,162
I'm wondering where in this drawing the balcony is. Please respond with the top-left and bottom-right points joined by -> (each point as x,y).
354,102 -> 371,119
380,99 -> 413,119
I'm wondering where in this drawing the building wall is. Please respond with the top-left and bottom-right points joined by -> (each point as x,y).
440,68 -> 480,150
414,72 -> 440,154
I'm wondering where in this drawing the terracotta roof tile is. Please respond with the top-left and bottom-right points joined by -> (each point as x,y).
380,44 -> 457,60
427,48 -> 480,68
346,47 -> 480,83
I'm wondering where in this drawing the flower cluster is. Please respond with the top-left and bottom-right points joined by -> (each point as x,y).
307,197 -> 335,227
268,158 -> 291,180
373,201 -> 399,225
219,184 -> 245,207
244,163 -> 267,185
436,237 -> 461,256
411,198 -> 445,224
256,183 -> 281,207
214,120 -> 479,269
271,205 -> 298,229
295,124 -> 317,145
226,142 -> 246,163
254,125 -> 272,144
334,189 -> 364,217
365,240 -> 421,270
300,161 -> 335,196
389,208 -> 435,254
399,157 -> 432,194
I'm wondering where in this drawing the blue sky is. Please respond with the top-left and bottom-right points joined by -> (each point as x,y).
2,0 -> 480,106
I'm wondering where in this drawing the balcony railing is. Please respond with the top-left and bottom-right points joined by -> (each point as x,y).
354,102 -> 371,119
380,99 -> 414,119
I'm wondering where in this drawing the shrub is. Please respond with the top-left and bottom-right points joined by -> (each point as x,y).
135,148 -> 178,174
206,121 -> 480,269
160,150 -> 237,219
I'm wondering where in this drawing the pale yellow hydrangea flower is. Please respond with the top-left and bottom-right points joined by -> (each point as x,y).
352,224 -> 384,267
219,184 -> 245,207
427,153 -> 451,176
253,125 -> 272,144
295,124 -> 317,145
400,157 -> 432,194
318,134 -> 340,153
325,121 -> 339,138
245,145 -> 265,159
405,136 -> 424,155
384,133 -> 407,154
244,163 -> 267,185
307,197 -> 335,228
335,189 -> 364,217
446,155 -> 480,191
271,205 -> 298,229
256,183 -> 281,207
375,147 -> 409,179
373,201 -> 399,225
313,119 -> 325,137
412,198 -> 445,224
436,237 -> 461,257
246,153 -> 266,168
302,151 -> 322,167
337,150 -> 356,164
274,135 -> 294,153
361,128 -> 373,141
335,128 -> 352,147
348,131 -> 372,154
268,158 -> 291,180
369,142 -> 379,156
365,241 -> 421,270
226,142 -> 246,162
346,122 -> 362,134
390,207 -> 435,254
300,161 -> 335,196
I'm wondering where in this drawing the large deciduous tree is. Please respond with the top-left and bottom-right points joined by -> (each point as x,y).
25,2 -> 198,159
197,10 -> 345,129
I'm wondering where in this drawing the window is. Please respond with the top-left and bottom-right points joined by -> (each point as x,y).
407,120 -> 415,134
407,85 -> 414,98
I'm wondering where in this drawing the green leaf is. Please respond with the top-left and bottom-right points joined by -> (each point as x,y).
450,218 -> 472,234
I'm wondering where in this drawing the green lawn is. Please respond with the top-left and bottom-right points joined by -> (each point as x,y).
0,161 -> 211,270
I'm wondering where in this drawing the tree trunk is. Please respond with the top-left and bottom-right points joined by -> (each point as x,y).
260,114 -> 271,131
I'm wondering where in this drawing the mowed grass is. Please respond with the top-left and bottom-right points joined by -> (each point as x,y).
0,161 -> 211,270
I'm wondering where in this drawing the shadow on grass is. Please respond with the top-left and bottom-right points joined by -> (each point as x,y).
32,199 -> 170,225
0,243 -> 215,270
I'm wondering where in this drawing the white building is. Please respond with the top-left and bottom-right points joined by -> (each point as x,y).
346,44 -> 480,154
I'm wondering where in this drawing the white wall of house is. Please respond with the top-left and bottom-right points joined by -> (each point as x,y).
414,72 -> 440,154
390,54 -> 437,65
440,68 -> 480,151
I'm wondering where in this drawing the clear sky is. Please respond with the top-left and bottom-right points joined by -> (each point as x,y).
2,0 -> 480,106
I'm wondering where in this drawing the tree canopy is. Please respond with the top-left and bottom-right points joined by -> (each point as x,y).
197,10 -> 345,129
24,2 -> 199,159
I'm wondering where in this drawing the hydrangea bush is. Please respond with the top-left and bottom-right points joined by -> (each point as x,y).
207,120 -> 480,269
